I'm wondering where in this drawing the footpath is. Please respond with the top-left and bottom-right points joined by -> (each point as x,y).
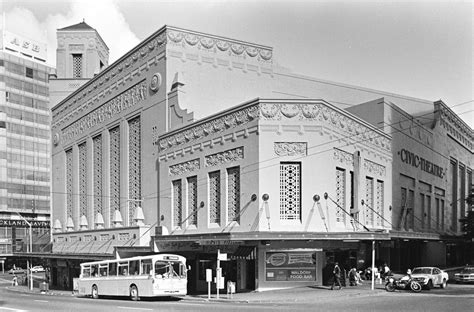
5,281 -> 386,304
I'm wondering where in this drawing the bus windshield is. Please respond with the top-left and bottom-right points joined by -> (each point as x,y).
154,261 -> 186,279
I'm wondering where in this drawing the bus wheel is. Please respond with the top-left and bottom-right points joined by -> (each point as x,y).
130,285 -> 139,301
91,285 -> 99,299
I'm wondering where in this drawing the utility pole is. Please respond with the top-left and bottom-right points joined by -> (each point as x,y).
16,213 -> 33,290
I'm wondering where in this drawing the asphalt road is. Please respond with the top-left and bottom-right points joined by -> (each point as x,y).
1,276 -> 472,311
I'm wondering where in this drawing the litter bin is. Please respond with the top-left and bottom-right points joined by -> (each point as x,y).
226,281 -> 236,298
40,282 -> 49,293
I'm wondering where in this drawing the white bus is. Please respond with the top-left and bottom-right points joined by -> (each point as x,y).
77,254 -> 187,300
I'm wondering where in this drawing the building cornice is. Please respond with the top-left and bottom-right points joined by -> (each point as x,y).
435,100 -> 473,151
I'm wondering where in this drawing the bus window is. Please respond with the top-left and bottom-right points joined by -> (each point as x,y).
155,261 -> 168,277
118,262 -> 129,276
141,259 -> 152,275
99,264 -> 108,277
91,264 -> 99,277
109,262 -> 117,276
130,260 -> 139,275
82,266 -> 91,278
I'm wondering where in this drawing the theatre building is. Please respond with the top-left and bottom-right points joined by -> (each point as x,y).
49,23 -> 472,292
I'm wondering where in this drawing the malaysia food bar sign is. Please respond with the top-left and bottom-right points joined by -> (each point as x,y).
0,219 -> 50,228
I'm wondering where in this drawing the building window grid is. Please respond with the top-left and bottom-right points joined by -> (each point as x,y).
93,135 -> 103,223
227,167 -> 241,223
376,180 -> 384,227
172,179 -> 183,228
365,177 -> 374,227
187,176 -> 198,226
109,126 -> 121,223
128,117 -> 141,225
335,168 -> 346,223
79,142 -> 88,220
66,149 -> 73,224
209,171 -> 221,224
72,54 -> 82,78
280,162 -> 301,221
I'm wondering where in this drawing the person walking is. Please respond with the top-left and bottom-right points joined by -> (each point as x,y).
331,262 -> 342,290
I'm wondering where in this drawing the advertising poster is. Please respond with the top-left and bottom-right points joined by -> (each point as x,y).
265,251 -> 316,281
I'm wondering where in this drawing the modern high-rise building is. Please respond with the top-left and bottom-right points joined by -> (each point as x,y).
0,29 -> 53,261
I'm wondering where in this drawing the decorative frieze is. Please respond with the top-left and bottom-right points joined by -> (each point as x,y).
169,159 -> 200,176
274,142 -> 307,156
205,147 -> 244,167
333,148 -> 354,166
58,80 -> 147,145
364,159 -> 386,177
439,105 -> 473,150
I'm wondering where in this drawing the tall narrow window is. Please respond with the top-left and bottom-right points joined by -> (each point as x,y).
280,162 -> 301,221
407,190 -> 415,230
66,148 -> 73,226
365,177 -> 374,227
420,193 -> 425,229
450,159 -> 457,231
376,180 -> 384,227
172,179 -> 182,228
128,116 -> 141,224
25,67 -> 33,78
227,167 -> 240,222
187,176 -> 198,226
79,142 -> 88,222
336,168 -> 346,223
209,171 -> 221,224
93,135 -> 103,225
426,195 -> 431,230
72,54 -> 82,78
459,164 -> 466,219
109,126 -> 121,223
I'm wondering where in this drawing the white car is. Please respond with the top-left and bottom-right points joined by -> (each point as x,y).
454,266 -> 474,283
30,266 -> 45,273
411,267 -> 448,289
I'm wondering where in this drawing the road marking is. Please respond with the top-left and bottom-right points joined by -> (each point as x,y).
117,307 -> 152,311
0,307 -> 28,312
34,300 -> 48,303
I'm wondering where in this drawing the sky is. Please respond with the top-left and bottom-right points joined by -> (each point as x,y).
1,0 -> 472,128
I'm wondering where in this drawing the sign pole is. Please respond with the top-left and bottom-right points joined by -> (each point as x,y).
216,249 -> 220,299
371,240 -> 375,291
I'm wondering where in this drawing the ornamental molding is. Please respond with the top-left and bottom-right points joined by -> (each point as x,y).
274,142 -> 307,156
169,159 -> 200,176
158,105 -> 259,152
59,80 -> 148,145
205,147 -> 244,167
333,148 -> 354,166
363,159 -> 386,177
439,106 -> 473,150
260,103 -> 391,152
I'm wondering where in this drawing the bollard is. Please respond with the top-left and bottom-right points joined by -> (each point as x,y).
40,281 -> 49,293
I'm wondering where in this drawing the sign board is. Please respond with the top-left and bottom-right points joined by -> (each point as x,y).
0,219 -> 50,228
217,253 -> 228,261
265,251 -> 316,282
1,30 -> 47,61
206,269 -> 212,282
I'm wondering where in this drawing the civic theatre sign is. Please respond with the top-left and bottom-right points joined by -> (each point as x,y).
398,148 -> 444,178
0,219 -> 50,228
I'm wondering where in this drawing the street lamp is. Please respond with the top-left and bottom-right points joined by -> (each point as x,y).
16,213 -> 33,290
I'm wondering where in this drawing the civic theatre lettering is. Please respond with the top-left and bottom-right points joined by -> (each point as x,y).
398,148 -> 444,178
265,252 -> 316,281
0,219 -> 50,228
60,80 -> 147,144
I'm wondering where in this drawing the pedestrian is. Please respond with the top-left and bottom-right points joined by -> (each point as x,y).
331,262 -> 342,290
12,274 -> 18,286
382,263 -> 391,279
348,267 -> 358,286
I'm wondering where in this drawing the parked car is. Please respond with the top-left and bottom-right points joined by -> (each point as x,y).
30,266 -> 45,273
8,267 -> 26,275
410,267 -> 448,289
454,266 -> 474,283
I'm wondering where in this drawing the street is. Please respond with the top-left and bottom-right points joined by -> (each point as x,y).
1,274 -> 472,311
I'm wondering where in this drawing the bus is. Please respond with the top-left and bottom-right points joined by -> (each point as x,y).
77,254 -> 187,301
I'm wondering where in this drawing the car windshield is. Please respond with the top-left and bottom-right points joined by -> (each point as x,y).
412,268 -> 432,274
460,268 -> 474,273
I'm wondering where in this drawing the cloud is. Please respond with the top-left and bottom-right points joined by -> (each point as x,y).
2,0 -> 139,66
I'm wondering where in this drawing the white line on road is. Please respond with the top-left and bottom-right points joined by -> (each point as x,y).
0,307 -> 28,312
34,300 -> 48,303
117,307 -> 152,311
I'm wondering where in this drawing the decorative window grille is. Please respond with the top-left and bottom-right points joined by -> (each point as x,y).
335,168 -> 346,223
172,179 -> 182,228
66,149 -> 73,221
365,177 -> 374,226
376,180 -> 384,226
209,171 -> 221,224
79,142 -> 88,219
407,190 -> 415,230
72,54 -> 82,78
280,162 -> 301,221
227,167 -> 240,222
109,126 -> 121,223
93,135 -> 103,221
128,117 -> 141,225
187,176 -> 198,226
